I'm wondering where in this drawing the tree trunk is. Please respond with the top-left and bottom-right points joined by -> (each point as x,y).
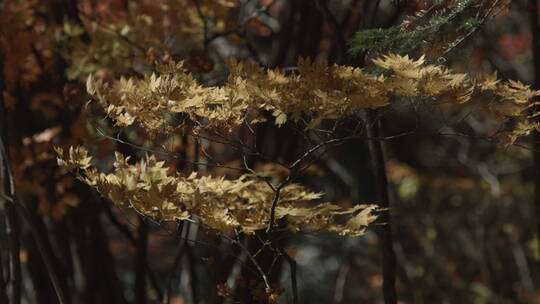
0,49 -> 22,304
529,0 -> 540,261
365,110 -> 397,304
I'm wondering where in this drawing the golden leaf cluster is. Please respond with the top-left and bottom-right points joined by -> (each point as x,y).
86,53 -> 540,145
68,53 -> 540,236
56,147 -> 379,237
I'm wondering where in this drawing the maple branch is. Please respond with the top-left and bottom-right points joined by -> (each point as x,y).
234,235 -> 272,295
95,128 -> 247,172
288,135 -> 355,171
220,232 -> 267,279
266,190 -> 283,233
241,155 -> 290,233
265,180 -> 295,233
222,248 -> 248,304
242,154 -> 293,234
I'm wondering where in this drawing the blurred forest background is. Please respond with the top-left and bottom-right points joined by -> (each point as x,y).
2,0 -> 540,303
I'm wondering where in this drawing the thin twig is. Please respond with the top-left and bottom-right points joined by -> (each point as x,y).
265,180 -> 289,233
95,128 -> 247,172
241,155 -> 290,233
229,233 -> 272,293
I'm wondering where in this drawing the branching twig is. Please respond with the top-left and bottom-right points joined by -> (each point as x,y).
241,155 -> 290,233
234,237 -> 272,294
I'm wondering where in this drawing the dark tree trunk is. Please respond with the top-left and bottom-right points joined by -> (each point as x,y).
0,49 -> 22,304
365,110 -> 397,304
529,0 -> 540,262
135,217 -> 149,304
